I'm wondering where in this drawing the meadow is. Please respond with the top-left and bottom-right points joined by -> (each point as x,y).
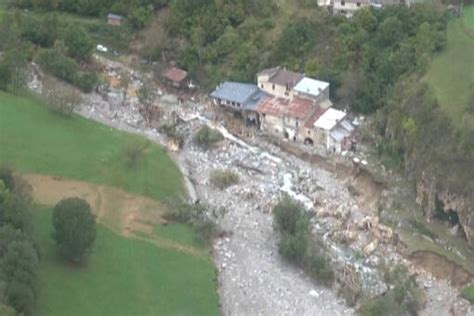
0,92 -> 183,202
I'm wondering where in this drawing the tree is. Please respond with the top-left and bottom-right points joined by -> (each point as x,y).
52,198 -> 96,263
137,82 -> 159,127
42,79 -> 82,115
64,25 -> 93,61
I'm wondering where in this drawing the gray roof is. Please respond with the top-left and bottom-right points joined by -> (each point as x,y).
107,13 -> 124,20
210,82 -> 267,110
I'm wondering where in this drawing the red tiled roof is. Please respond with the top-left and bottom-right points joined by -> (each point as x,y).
257,96 -> 316,120
163,67 -> 187,83
304,106 -> 328,128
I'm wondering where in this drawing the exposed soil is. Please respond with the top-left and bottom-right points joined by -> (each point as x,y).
410,251 -> 473,288
24,173 -> 205,257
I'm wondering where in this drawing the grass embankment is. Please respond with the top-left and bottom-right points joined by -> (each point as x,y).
425,8 -> 474,127
35,208 -> 219,316
0,92 -> 183,202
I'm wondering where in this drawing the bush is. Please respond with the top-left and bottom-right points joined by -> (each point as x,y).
37,49 -> 98,92
209,169 -> 239,190
164,201 -> 218,245
52,198 -> 96,263
73,72 -> 98,93
359,265 -> 425,316
273,196 -> 334,285
193,125 -> 224,150
461,284 -> 474,304
37,48 -> 78,83
159,124 -> 185,149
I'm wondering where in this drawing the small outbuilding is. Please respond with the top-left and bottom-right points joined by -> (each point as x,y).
107,13 -> 124,26
163,67 -> 188,88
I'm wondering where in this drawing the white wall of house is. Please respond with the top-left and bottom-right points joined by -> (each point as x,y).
333,0 -> 369,17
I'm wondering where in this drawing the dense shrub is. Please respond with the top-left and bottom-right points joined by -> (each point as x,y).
209,169 -> 239,190
273,196 -> 334,285
52,198 -> 97,263
193,125 -> 224,150
74,72 -> 98,93
359,265 -> 425,316
37,48 -> 98,92
159,124 -> 185,149
164,201 -> 219,246
0,168 -> 39,316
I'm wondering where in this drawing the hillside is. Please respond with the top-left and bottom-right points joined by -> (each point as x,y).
425,7 -> 474,128
381,8 -> 474,245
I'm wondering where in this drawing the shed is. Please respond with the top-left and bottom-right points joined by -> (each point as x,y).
107,13 -> 124,26
163,67 -> 188,88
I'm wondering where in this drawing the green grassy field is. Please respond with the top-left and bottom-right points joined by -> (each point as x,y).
0,92 -> 184,202
35,208 -> 219,316
425,8 -> 474,126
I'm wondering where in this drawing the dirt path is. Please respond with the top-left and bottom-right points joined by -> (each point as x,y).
25,173 -> 205,258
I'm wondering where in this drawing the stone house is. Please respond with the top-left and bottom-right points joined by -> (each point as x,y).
311,108 -> 355,153
257,96 -> 316,141
257,67 -> 304,99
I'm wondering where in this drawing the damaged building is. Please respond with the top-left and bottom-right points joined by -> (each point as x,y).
210,67 -> 356,154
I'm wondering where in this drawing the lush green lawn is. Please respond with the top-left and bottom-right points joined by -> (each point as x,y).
425,9 -> 474,126
35,208 -> 219,316
0,92 -> 184,202
462,284 -> 474,304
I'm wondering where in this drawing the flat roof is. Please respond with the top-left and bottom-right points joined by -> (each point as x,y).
294,77 -> 329,98
313,108 -> 346,130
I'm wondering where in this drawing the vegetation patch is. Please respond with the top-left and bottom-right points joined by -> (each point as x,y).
462,284 -> 474,304
193,125 -> 224,150
209,169 -> 239,190
273,196 -> 334,285
164,201 -> 220,247
0,92 -> 184,202
359,265 -> 425,316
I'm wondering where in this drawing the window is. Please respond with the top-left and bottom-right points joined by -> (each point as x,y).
284,91 -> 290,96
341,0 -> 345,5
295,121 -> 299,127
308,130 -> 311,135
356,2 -> 361,6
272,84 -> 275,90
232,102 -> 235,106
261,84 -> 264,89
